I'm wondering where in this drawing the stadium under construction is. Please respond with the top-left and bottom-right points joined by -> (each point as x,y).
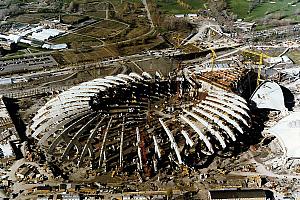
26,66 -> 258,178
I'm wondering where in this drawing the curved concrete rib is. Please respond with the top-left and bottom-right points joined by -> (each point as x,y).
183,109 -> 227,149
33,105 -> 89,130
62,115 -> 99,160
197,103 -> 244,134
32,100 -> 56,122
129,72 -> 144,80
78,117 -> 106,165
98,116 -> 113,168
87,82 -> 113,88
49,113 -> 95,153
117,74 -> 135,82
202,100 -> 249,127
32,102 -> 89,130
136,127 -> 143,170
159,118 -> 183,165
217,91 -> 247,104
94,78 -> 120,86
181,130 -> 194,147
50,100 -> 89,111
208,93 -> 249,111
142,72 -> 152,79
105,76 -> 128,84
153,135 -> 161,159
37,110 -> 91,146
180,115 -> 213,155
69,85 -> 107,91
192,107 -> 236,141
206,96 -> 249,118
32,107 -> 89,133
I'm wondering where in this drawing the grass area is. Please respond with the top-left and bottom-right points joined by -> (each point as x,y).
52,45 -> 119,65
52,19 -> 130,49
76,20 -> 128,38
4,0 -> 157,65
115,32 -> 164,55
156,0 -> 207,14
52,31 -> 162,65
125,26 -> 149,39
51,33 -> 103,48
61,15 -> 89,25
227,0 -> 300,22
119,39 -> 164,55
7,13 -> 57,24
82,0 -> 124,11
226,0 -> 250,19
254,24 -> 276,31
84,11 -> 107,19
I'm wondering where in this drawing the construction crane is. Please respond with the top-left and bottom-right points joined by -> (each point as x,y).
241,49 -> 270,87
208,45 -> 217,72
190,42 -> 217,72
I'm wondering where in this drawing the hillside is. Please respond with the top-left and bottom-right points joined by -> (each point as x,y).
226,0 -> 300,22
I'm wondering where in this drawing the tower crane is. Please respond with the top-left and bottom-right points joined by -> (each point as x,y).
208,45 -> 217,72
241,49 -> 270,87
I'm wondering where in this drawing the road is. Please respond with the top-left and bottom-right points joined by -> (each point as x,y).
142,0 -> 154,28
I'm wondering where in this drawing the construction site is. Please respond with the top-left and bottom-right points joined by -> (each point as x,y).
0,0 -> 300,199
26,67 -> 252,179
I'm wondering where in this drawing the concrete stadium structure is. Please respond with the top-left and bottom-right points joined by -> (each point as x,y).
27,72 -> 251,177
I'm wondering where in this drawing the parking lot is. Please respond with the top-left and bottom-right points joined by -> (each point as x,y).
0,55 -> 58,75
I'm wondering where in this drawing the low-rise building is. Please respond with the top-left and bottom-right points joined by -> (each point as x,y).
40,19 -> 71,31
0,78 -> 13,85
0,39 -> 16,51
34,186 -> 52,193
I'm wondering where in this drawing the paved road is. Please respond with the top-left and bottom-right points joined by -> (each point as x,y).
142,0 -> 154,28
